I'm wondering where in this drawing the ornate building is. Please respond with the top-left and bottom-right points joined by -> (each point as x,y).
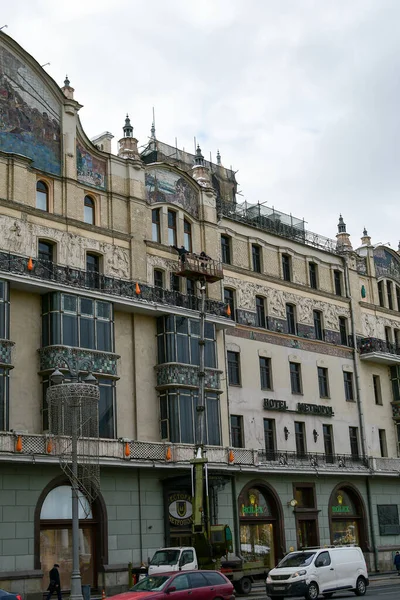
0,31 -> 400,600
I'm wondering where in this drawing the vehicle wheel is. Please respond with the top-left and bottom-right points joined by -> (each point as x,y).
323,594 -> 334,599
354,576 -> 367,596
236,577 -> 252,595
305,581 -> 319,600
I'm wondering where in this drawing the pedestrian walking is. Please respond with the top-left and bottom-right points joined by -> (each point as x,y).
394,551 -> 400,575
46,563 -> 62,600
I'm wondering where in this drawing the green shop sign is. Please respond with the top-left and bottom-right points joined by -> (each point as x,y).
241,505 -> 264,515
332,505 -> 351,513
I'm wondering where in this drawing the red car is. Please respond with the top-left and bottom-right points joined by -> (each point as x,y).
107,570 -> 235,600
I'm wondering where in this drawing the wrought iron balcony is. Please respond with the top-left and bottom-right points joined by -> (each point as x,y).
0,251 -> 228,319
359,337 -> 400,365
0,339 -> 14,367
257,450 -> 369,472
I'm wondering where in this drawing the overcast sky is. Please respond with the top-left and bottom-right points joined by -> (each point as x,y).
3,0 -> 400,248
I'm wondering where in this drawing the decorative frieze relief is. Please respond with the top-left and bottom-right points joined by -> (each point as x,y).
0,216 -> 130,278
362,313 -> 400,339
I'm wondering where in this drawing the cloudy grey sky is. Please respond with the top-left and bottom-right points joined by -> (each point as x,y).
3,0 -> 400,247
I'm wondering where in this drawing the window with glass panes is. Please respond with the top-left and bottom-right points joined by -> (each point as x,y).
313,310 -> 323,340
224,288 -> 235,320
170,273 -> 180,292
84,196 -> 95,225
343,371 -> 354,401
227,351 -> 241,385
154,269 -> 164,288
231,415 -> 244,448
309,262 -> 318,289
0,280 -> 10,340
373,375 -> 382,405
290,361 -> 302,394
378,281 -> 384,307
387,281 -> 394,310
221,235 -> 231,264
339,316 -> 348,345
379,429 -> 388,457
286,303 -> 296,335
86,253 -> 100,288
152,208 -> 161,243
0,368 -> 9,432
391,366 -> 400,403
38,241 -> 54,263
41,293 -> 113,352
282,254 -> 291,281
255,296 -> 266,328
184,219 -> 192,252
160,388 -> 221,445
397,286 -> 400,311
318,367 -> 329,398
349,426 -> 359,458
36,180 -> 49,211
252,244 -> 261,273
295,421 -> 306,456
334,270 -> 342,296
156,316 -> 216,368
168,210 -> 177,246
323,424 -> 334,459
259,357 -> 272,390
264,419 -> 276,458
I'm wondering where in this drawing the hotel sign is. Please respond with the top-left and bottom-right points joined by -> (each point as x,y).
263,399 -> 334,417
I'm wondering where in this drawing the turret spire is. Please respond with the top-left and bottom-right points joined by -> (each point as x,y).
216,149 -> 221,166
195,144 -> 205,166
123,114 -> 133,138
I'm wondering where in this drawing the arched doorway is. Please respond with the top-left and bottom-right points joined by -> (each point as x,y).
329,484 -> 368,550
238,481 -> 284,569
35,477 -> 107,591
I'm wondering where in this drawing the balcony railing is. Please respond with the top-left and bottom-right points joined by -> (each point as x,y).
258,450 -> 369,471
0,251 -> 228,319
359,337 -> 400,364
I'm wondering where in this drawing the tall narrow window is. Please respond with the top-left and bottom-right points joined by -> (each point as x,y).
224,288 -> 235,321
86,253 -> 100,289
252,244 -> 261,273
309,262 -> 318,289
290,362 -> 302,394
397,286 -> 400,311
170,273 -> 180,293
154,269 -> 164,288
282,254 -> 291,282
295,421 -> 307,457
255,296 -> 266,328
379,429 -> 388,457
264,419 -> 276,459
221,235 -> 231,264
387,281 -> 393,310
152,208 -> 161,243
0,368 -> 10,432
378,281 -> 385,307
349,426 -> 359,458
323,424 -> 334,461
313,310 -> 323,340
36,180 -> 49,211
227,351 -> 241,385
84,195 -> 95,225
391,366 -> 400,403
318,367 -> 329,398
334,270 -> 342,296
183,219 -> 192,252
343,371 -> 354,401
168,210 -> 177,246
38,241 -> 54,263
395,329 -> 400,349
339,316 -> 348,346
259,357 -> 272,390
231,415 -> 244,448
373,375 -> 382,405
0,280 -> 10,340
385,327 -> 392,348
286,303 -> 296,335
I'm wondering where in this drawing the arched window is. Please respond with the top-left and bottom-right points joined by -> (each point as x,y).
37,482 -> 107,590
84,196 -> 95,225
36,180 -> 49,211
329,484 -> 368,550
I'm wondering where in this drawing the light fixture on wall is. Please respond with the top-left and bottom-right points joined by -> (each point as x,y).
313,429 -> 319,443
284,426 -> 290,441
287,498 -> 298,508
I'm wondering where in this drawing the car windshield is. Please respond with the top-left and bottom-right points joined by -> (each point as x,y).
130,576 -> 170,591
277,552 -> 316,568
150,550 -> 180,566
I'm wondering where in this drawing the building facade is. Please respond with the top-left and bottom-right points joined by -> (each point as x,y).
1,31 -> 400,600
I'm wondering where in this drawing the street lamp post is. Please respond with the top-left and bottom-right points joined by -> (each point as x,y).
48,360 -> 100,600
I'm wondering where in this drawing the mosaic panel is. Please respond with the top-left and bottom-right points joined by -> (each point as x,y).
76,140 -> 106,189
0,339 -> 13,365
0,40 -> 61,174
156,363 -> 221,390
236,309 -> 256,327
374,247 -> 400,284
39,346 -> 119,377
145,167 -> 199,218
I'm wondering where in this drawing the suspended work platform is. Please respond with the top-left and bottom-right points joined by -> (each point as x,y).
174,253 -> 223,283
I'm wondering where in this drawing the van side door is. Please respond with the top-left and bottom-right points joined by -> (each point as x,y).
314,551 -> 337,593
179,549 -> 197,571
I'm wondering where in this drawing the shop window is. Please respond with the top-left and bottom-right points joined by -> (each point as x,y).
260,357 -> 272,390
36,180 -> 49,211
84,195 -> 95,225
159,388 -> 220,445
156,316 -> 216,368
227,351 -> 241,386
221,235 -> 231,264
231,415 -> 244,448
256,296 -> 266,328
152,208 -> 161,243
329,486 -> 366,549
294,485 -> 316,509
41,292 -> 113,352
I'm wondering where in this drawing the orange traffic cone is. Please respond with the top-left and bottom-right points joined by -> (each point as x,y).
102,589 -> 106,600
226,304 -> 231,317
135,282 -> 141,295
27,257 -> 33,271
15,435 -> 23,452
228,449 -> 235,464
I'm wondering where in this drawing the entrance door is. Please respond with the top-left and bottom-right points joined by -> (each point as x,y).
297,519 -> 318,549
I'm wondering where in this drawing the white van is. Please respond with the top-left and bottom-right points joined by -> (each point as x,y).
266,546 -> 369,600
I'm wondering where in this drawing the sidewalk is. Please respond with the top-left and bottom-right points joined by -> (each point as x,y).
369,570 -> 400,584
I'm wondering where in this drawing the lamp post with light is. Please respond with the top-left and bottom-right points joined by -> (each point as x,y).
47,358 -> 100,600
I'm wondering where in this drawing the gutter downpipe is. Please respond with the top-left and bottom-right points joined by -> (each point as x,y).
343,254 -> 379,572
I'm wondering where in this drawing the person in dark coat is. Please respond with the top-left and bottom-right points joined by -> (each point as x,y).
47,563 -> 62,600
394,551 -> 400,575
172,245 -> 189,267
